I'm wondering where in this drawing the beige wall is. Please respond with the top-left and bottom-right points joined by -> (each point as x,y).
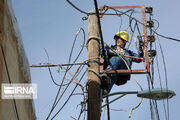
0,0 -> 36,119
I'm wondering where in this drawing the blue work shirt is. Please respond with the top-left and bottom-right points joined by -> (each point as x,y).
105,45 -> 143,70
104,45 -> 143,92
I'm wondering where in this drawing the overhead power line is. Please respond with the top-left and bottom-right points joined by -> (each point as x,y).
66,0 -> 89,15
46,27 -> 86,120
66,1 -> 180,43
93,0 -> 108,69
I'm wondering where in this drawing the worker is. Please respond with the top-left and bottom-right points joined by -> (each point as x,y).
103,31 -> 144,93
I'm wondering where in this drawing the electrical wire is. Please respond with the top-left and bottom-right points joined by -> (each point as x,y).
46,27 -> 86,120
53,64 -> 85,109
47,64 -> 85,119
102,7 -> 162,119
66,2 -> 180,42
64,4 -> 174,120
30,61 -> 87,67
101,6 -> 134,17
152,19 -> 169,120
106,97 -> 110,120
87,7 -> 144,119
44,48 -> 62,86
101,6 -> 180,43
118,14 -> 123,32
50,69 -> 88,120
127,20 -> 137,49
103,41 -> 144,117
150,15 -> 161,120
93,0 -> 107,69
155,42 -> 168,120
157,35 -> 169,120
103,5 -> 172,120
66,0 -> 89,15
154,31 -> 180,42
128,75 -> 143,118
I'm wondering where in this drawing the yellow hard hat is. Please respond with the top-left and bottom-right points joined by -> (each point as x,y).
114,31 -> 129,42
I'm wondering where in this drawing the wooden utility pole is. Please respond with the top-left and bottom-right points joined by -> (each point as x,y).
87,10 -> 101,120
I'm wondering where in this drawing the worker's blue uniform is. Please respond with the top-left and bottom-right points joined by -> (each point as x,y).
104,45 -> 143,93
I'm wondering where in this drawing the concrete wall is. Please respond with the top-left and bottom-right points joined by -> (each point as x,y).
0,0 -> 36,119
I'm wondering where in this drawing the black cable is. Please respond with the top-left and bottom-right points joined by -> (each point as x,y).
149,16 -> 155,87
153,21 -> 168,120
44,48 -> 62,86
154,100 -> 161,120
155,43 -> 168,120
1,45 -> 20,120
157,36 -> 169,120
146,17 -> 167,120
66,0 -> 89,15
128,10 -> 135,33
50,69 -> 88,120
53,64 -> 85,110
93,0 -> 107,69
152,100 -> 160,120
65,4 -> 174,119
106,97 -> 110,120
53,28 -> 86,102
107,6 -> 161,120
148,15 -> 161,120
46,64 -> 85,120
101,7 -> 135,50
150,100 -> 155,120
127,17 -> 137,49
152,19 -> 160,35
46,28 -> 86,119
154,31 -> 180,42
102,6 -> 134,17
118,14 -> 123,32
103,6 -> 171,120
104,5 -> 180,43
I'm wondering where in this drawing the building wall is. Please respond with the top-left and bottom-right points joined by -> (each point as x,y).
0,0 -> 36,119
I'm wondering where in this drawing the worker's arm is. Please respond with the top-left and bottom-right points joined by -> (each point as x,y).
105,45 -> 117,58
128,49 -> 144,63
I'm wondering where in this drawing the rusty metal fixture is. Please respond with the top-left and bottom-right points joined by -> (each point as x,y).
99,5 -> 150,73
147,20 -> 154,28
148,50 -> 156,57
147,35 -> 155,42
145,7 -> 153,14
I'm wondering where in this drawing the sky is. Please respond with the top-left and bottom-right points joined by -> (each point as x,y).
11,0 -> 180,120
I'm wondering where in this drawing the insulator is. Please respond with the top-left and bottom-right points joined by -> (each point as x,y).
147,35 -> 155,42
148,50 -> 156,57
145,7 -> 153,14
147,21 -> 154,28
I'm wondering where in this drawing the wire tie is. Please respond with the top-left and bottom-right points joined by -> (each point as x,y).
86,36 -> 100,45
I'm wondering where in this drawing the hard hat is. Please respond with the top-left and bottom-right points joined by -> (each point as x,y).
114,31 -> 129,42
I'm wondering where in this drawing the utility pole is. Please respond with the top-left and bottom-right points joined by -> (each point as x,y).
87,10 -> 101,120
